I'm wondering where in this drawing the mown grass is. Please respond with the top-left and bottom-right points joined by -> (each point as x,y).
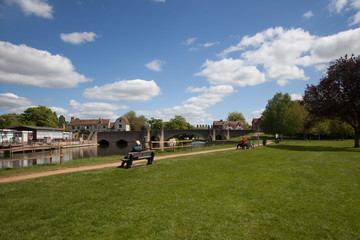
0,140 -> 359,239
0,144 -> 234,178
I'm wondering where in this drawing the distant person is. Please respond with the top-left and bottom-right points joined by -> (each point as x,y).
237,136 -> 247,149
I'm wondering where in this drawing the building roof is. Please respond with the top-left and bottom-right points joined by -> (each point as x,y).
116,116 -> 130,125
213,120 -> 246,130
69,118 -> 110,126
10,126 -> 63,132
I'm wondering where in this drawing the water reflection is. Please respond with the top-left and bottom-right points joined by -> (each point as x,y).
0,141 -> 209,168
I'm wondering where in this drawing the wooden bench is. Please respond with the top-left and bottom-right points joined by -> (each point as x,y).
119,150 -> 156,169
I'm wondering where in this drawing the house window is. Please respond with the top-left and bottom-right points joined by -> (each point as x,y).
119,124 -> 122,129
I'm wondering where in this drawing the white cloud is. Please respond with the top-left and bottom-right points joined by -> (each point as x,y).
60,32 -> 98,45
69,100 -> 128,112
7,0 -> 53,19
290,93 -> 303,101
329,0 -> 360,25
251,109 -> 264,119
182,37 -> 198,46
68,100 -> 129,121
0,41 -> 92,88
138,85 -> 235,124
153,0 -> 166,2
203,42 -> 220,47
145,59 -> 166,72
49,107 -> 68,116
83,79 -> 161,102
303,11 -> 314,19
214,27 -> 360,86
0,93 -> 32,108
195,58 -> 266,87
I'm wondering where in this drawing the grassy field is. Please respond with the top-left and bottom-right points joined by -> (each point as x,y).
0,140 -> 359,239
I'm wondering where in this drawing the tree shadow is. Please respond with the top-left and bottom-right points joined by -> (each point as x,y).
266,144 -> 359,153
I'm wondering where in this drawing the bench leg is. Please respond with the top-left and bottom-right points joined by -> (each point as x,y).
147,152 -> 155,165
125,155 -> 134,169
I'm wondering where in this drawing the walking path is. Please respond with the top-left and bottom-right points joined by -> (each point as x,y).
0,147 -> 238,183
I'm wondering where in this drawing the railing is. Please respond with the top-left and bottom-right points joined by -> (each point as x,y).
150,139 -> 193,152
0,146 -> 64,165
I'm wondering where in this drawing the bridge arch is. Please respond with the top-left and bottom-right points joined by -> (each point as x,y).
116,139 -> 128,147
98,139 -> 110,147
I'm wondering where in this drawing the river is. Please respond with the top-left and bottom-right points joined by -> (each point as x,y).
0,141 -> 209,169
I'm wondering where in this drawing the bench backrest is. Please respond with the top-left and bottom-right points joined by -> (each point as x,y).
128,151 -> 154,158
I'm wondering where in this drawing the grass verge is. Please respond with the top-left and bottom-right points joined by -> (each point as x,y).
0,140 -> 359,239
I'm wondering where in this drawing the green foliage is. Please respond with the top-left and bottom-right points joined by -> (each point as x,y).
124,111 -> 149,131
261,93 -> 306,137
21,106 -> 59,127
147,117 -> 164,130
0,113 -> 23,128
227,111 -> 245,121
164,115 -> 193,130
0,140 -> 359,239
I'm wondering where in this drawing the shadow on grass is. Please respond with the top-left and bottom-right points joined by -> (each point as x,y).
267,144 -> 359,152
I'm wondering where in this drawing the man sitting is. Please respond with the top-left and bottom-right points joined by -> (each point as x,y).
119,140 -> 142,168
236,137 -> 248,149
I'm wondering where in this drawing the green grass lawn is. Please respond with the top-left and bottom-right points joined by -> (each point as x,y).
0,140 -> 359,239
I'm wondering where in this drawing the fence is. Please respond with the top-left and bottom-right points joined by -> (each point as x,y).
150,139 -> 193,152
0,145 -> 64,166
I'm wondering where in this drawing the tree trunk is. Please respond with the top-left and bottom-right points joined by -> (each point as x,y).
355,128 -> 359,148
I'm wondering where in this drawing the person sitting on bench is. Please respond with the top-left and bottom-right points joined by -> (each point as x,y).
120,140 -> 142,168
237,136 -> 247,149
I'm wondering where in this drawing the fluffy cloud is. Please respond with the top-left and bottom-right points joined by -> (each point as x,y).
303,11 -> 314,19
145,59 -> 166,72
290,94 -> 303,101
83,79 -> 161,102
0,93 -> 32,108
195,58 -> 266,87
212,27 -> 360,86
329,0 -> 360,25
69,100 -> 128,112
68,100 -> 129,121
203,42 -> 220,47
153,0 -> 166,2
0,41 -> 92,88
138,85 -> 234,123
60,32 -> 98,45
7,0 -> 53,19
49,107 -> 68,116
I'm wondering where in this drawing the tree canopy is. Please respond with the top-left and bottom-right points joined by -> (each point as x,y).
227,112 -> 245,121
303,55 -> 360,147
261,93 -> 306,137
124,111 -> 149,131
164,115 -> 192,130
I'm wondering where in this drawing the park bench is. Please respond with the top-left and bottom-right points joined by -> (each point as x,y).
119,150 -> 156,169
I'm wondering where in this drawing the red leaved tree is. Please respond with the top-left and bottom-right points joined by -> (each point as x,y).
303,55 -> 360,148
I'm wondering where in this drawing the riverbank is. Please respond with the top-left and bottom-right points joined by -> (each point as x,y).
0,145 -> 237,183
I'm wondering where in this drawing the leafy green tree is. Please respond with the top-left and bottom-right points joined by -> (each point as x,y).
147,118 -> 164,130
124,111 -> 149,131
21,106 -> 59,127
164,115 -> 192,130
303,55 -> 360,147
261,93 -> 306,137
227,112 -> 245,121
0,113 -> 23,128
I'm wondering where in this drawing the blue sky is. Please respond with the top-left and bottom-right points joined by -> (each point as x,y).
1,0 -> 360,125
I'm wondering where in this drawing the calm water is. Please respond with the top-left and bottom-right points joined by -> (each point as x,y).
0,141 -> 208,168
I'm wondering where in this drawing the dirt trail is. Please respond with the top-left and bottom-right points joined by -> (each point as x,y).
0,147 -> 239,183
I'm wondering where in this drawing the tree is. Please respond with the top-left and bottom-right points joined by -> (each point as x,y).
0,113 -> 23,128
261,93 -> 307,137
21,106 -> 59,127
303,55 -> 360,148
124,111 -> 149,131
227,112 -> 245,121
147,118 -> 163,130
164,115 -> 192,130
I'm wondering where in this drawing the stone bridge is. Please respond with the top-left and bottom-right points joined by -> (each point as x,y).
97,129 -> 255,147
